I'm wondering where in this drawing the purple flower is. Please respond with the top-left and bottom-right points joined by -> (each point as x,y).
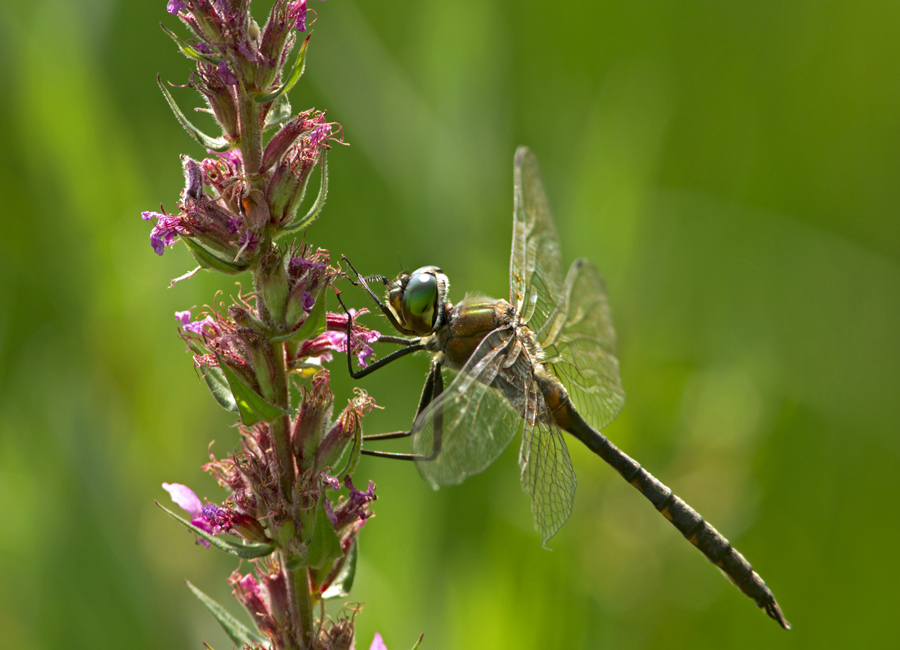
289,256 -> 327,272
237,230 -> 258,248
320,473 -> 341,491
344,475 -> 376,520
322,328 -> 379,367
301,290 -> 315,312
370,633 -> 388,650
307,123 -> 331,148
289,0 -> 308,31
162,482 -> 213,546
175,309 -> 217,335
164,485 -> 269,544
201,503 -> 228,530
216,61 -> 239,86
327,475 -> 376,530
322,311 -> 381,367
166,0 -> 186,14
211,147 -> 243,169
141,211 -> 186,256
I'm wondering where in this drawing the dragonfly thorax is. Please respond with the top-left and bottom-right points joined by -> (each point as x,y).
387,266 -> 450,336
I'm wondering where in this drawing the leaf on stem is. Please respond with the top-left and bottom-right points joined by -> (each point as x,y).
157,75 -> 230,151
320,541 -> 358,600
186,580 -> 269,647
202,365 -> 240,413
215,355 -> 291,426
160,24 -> 222,65
183,238 -> 252,274
272,284 -> 327,344
286,498 -> 342,570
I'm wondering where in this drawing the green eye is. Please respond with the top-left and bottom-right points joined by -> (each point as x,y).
404,272 -> 437,320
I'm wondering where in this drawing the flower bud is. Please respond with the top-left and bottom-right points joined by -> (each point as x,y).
242,329 -> 277,402
228,511 -> 271,544
315,390 -> 374,472
261,110 -> 318,172
257,247 -> 289,326
195,62 -> 239,140
229,571 -> 281,642
260,567 -> 289,627
292,373 -> 334,468
284,250 -> 328,328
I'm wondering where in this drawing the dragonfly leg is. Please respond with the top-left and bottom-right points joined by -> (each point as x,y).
335,290 -> 425,380
361,360 -> 444,462
341,255 -> 409,334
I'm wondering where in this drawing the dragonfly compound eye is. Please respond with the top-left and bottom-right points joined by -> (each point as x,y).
403,270 -> 438,329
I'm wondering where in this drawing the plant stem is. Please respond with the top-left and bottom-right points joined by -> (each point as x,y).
238,92 -> 263,180
284,556 -> 314,649
270,339 -> 295,499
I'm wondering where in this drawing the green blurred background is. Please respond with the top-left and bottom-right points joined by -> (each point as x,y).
1,1 -> 898,648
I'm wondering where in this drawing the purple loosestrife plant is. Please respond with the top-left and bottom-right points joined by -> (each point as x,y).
144,3 -> 408,649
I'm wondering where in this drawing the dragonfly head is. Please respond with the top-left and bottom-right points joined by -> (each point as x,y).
387,265 -> 449,336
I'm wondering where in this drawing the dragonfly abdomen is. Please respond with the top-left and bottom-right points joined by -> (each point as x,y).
627,469 -> 789,628
544,379 -> 790,629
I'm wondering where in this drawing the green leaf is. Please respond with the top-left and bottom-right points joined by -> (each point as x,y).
156,501 -> 276,559
280,154 -> 328,235
333,421 -> 362,480
160,24 -> 221,65
255,36 -> 310,103
183,238 -> 251,274
287,499 -> 342,570
185,581 -> 268,648
216,355 -> 291,426
411,633 -> 426,650
157,75 -> 230,151
202,365 -> 239,413
320,541 -> 358,600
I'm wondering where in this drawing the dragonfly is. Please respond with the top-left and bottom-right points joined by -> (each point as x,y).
339,146 -> 789,629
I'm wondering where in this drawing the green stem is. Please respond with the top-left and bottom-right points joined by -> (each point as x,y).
285,558 -> 314,649
238,90 -> 263,180
270,339 -> 295,499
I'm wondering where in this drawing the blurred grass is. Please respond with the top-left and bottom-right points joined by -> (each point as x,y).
1,1 -> 898,648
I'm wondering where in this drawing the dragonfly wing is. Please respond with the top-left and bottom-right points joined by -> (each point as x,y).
411,327 -> 524,488
510,147 -> 566,333
541,258 -> 625,431
519,379 -> 577,545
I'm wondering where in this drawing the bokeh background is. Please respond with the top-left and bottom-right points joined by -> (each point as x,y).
1,1 -> 898,648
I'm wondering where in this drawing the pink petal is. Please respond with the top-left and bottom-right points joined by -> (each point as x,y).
162,483 -> 203,518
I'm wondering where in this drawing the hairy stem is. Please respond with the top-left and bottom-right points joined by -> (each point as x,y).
270,339 -> 295,498
238,92 -> 263,179
284,558 -> 314,649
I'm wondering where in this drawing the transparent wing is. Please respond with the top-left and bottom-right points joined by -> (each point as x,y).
540,258 -> 625,431
411,327 -> 525,488
519,378 -> 577,545
510,146 -> 566,333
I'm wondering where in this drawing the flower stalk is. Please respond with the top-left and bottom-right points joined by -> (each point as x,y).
144,2 -> 389,648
